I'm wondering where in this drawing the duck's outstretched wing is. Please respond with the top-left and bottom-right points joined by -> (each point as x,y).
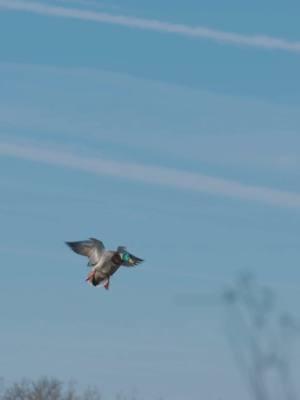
122,252 -> 144,267
66,238 -> 105,266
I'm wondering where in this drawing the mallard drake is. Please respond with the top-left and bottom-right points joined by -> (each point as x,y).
66,238 -> 144,289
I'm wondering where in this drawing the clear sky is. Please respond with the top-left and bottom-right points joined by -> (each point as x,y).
1,1 -> 300,399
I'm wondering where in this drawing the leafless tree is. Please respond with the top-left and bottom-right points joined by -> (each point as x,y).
0,378 -> 101,400
222,273 -> 299,400
0,378 -> 148,400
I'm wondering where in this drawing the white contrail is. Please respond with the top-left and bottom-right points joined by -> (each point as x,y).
1,141 -> 300,208
1,0 -> 300,53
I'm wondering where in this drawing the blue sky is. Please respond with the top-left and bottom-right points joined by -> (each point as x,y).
1,1 -> 300,399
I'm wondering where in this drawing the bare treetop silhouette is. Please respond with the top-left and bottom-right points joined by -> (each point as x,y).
223,273 -> 299,400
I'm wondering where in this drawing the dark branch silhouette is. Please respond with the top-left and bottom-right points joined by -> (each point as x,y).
222,273 -> 299,400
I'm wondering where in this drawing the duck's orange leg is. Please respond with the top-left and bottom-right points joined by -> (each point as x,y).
85,270 -> 95,283
103,278 -> 110,290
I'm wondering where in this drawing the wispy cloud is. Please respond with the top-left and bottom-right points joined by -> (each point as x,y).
1,141 -> 300,208
53,0 -> 120,11
1,0 -> 300,53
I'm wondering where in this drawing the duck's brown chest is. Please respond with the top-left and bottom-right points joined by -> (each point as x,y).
111,253 -> 122,266
99,253 -> 122,277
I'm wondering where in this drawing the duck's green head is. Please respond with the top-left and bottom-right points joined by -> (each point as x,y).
117,246 -> 132,263
121,252 -> 131,263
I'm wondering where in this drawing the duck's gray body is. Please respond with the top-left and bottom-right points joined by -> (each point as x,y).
66,238 -> 143,289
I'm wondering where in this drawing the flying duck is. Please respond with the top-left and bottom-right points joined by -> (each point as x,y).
66,237 -> 144,289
